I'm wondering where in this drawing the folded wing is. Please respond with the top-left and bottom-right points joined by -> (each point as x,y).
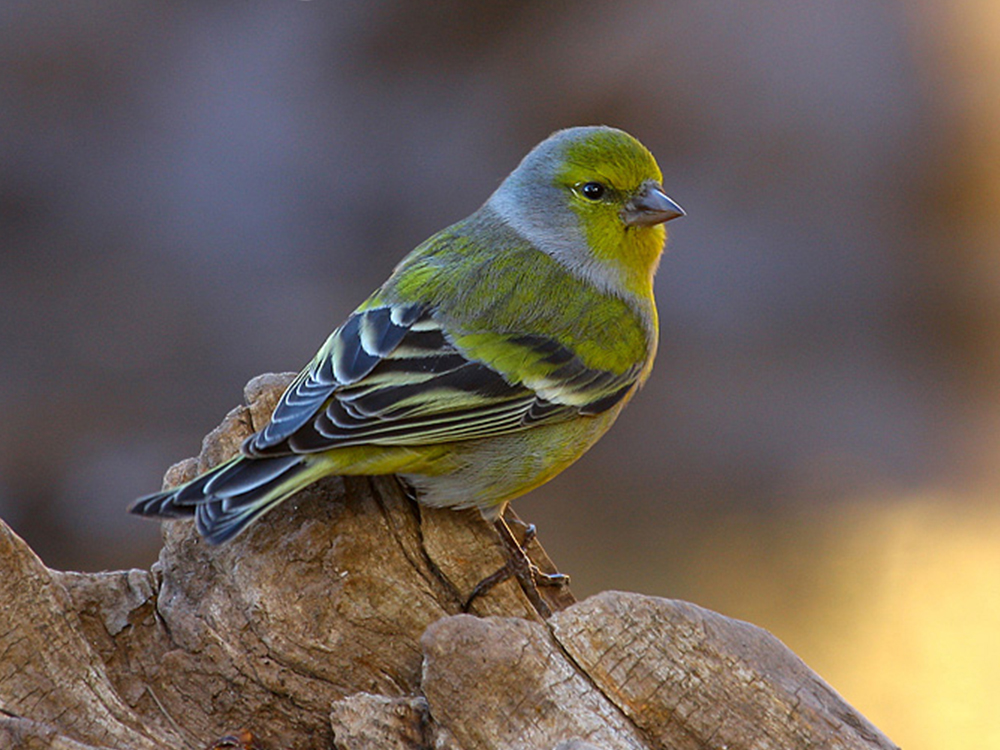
243,303 -> 639,458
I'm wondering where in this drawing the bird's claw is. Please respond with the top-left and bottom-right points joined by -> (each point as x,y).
535,569 -> 570,587
462,517 -> 569,618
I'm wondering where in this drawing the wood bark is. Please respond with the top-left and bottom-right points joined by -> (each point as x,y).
0,374 -> 899,750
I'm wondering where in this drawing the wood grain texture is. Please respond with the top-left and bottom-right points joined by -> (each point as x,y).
0,374 -> 898,750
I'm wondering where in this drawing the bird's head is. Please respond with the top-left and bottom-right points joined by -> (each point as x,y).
488,126 -> 683,300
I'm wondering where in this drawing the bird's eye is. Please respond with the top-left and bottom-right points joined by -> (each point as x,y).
579,182 -> 606,201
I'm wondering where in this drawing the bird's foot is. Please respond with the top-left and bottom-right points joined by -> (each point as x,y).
463,518 -> 570,618
519,523 -> 570,587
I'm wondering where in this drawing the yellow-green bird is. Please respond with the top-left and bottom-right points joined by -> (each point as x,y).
131,126 -> 683,546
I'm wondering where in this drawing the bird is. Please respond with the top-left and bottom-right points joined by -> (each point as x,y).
131,126 -> 683,581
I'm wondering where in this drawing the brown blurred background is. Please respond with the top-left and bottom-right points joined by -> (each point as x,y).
2,2 -> 998,747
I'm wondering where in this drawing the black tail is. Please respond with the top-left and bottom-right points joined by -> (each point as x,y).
130,454 -> 314,544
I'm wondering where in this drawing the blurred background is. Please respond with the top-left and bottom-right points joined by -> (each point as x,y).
2,1 -> 998,747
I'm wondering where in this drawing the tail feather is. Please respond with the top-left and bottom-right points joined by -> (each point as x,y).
202,455 -> 302,500
130,487 -> 200,518
129,454 -> 319,544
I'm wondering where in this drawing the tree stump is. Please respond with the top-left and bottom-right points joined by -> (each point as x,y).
0,374 -> 899,750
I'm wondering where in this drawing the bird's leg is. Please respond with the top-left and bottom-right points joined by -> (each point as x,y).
517,523 -> 570,587
394,475 -> 420,503
463,516 -> 569,618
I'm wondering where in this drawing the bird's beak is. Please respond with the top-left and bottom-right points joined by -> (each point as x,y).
622,182 -> 685,227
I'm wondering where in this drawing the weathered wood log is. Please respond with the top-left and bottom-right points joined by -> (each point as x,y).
0,374 -> 899,750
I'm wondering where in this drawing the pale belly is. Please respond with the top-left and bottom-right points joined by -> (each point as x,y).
400,406 -> 624,519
